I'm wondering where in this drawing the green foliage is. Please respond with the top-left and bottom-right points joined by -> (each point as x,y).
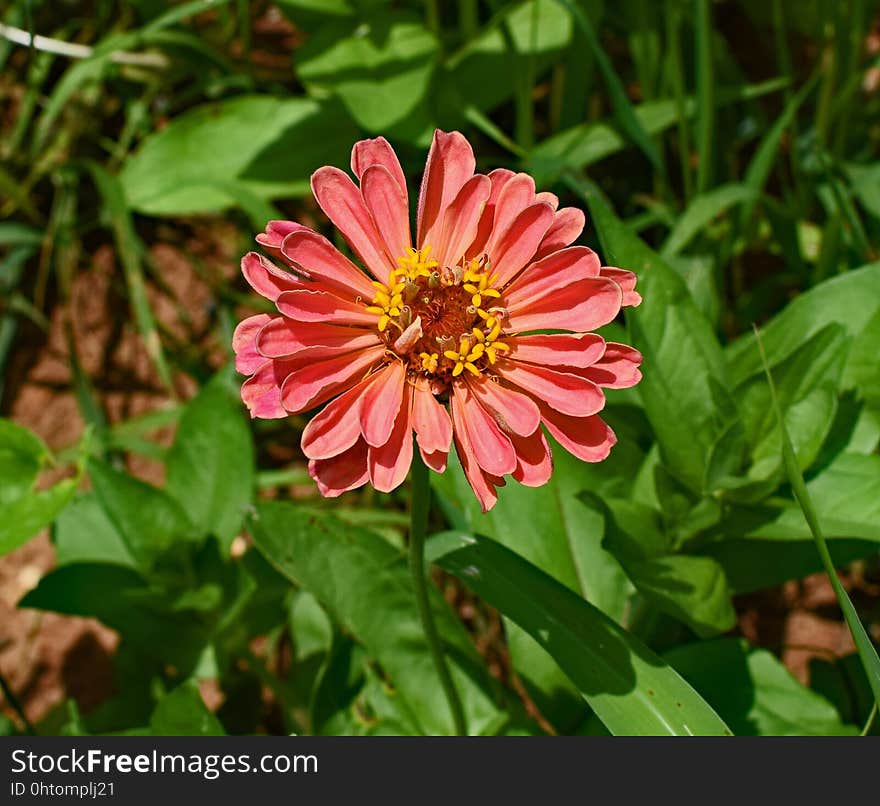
2,0 -> 879,738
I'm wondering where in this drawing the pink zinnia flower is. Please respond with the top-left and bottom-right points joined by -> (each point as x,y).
234,130 -> 642,511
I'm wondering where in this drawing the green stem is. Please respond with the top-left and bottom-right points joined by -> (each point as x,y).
408,453 -> 467,736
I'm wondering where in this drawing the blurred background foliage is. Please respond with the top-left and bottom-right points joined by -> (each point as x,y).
0,0 -> 878,736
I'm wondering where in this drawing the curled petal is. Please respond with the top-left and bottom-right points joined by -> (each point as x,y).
367,383 -> 413,493
311,166 -> 393,278
504,245 -> 601,306
506,333 -> 606,371
506,276 -> 622,333
301,378 -> 373,460
486,173 -> 537,251
417,130 -> 476,250
539,406 -> 617,463
469,168 -> 515,256
280,229 -> 375,301
309,440 -> 370,497
242,252 -> 305,301
466,375 -> 541,437
450,398 -> 503,513
412,381 -> 453,457
452,383 -> 516,476
257,318 -> 379,359
280,346 -> 385,414
582,342 -> 643,389
510,429 -> 553,487
533,207 -> 586,261
600,267 -> 642,307
359,361 -> 406,448
361,164 -> 412,260
276,289 -> 379,327
351,135 -> 408,197
241,359 -> 295,419
256,220 -> 310,258
534,191 -> 559,211
497,360 -> 605,417
487,203 -> 554,286
233,314 -> 273,375
435,173 -> 492,268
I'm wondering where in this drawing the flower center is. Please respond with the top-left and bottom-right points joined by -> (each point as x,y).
365,247 -> 510,383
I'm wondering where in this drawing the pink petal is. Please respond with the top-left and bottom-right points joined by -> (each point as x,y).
256,220 -> 310,257
233,314 -> 273,375
451,383 -> 516,476
540,407 -> 617,463
417,130 -> 476,251
582,342 -> 643,389
485,173 -> 537,253
280,346 -> 385,414
466,375 -> 541,437
506,276 -> 622,333
497,360 -> 606,417
361,164 -> 412,261
534,191 -> 559,211
412,383 -> 453,455
506,333 -> 606,370
359,361 -> 406,448
510,429 -> 553,487
469,168 -> 515,257
301,378 -> 373,460
280,229 -> 375,301
600,267 -> 642,307
309,439 -> 370,497
533,207 -> 586,260
276,289 -> 379,327
367,383 -> 413,493
311,166 -> 393,278
241,359 -> 295,419
351,136 -> 408,199
419,449 -> 448,473
488,203 -> 554,286
242,252 -> 305,301
504,245 -> 601,308
450,398 -> 502,513
257,318 -> 379,359
435,174 -> 491,268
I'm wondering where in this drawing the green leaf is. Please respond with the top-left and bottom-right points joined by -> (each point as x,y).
297,12 -> 438,132
0,480 -> 79,557
88,458 -> 196,570
431,532 -> 732,736
0,419 -> 47,506
249,502 -> 508,736
661,183 -> 756,257
726,263 -> 880,386
53,493 -> 138,568
150,681 -> 225,736
665,638 -> 858,735
578,182 -> 731,492
165,371 -> 254,551
434,448 -> 635,730
119,95 -> 359,216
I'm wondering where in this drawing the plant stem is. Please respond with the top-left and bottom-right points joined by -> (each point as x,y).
408,453 -> 467,736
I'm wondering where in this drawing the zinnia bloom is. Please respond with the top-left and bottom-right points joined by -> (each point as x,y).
234,130 -> 642,511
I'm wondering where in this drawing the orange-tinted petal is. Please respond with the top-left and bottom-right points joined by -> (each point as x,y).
504,246 -> 601,307
506,333 -> 606,370
280,229 -> 375,301
361,164 -> 412,261
435,173 -> 491,268
539,406 -> 617,463
367,382 -> 413,493
241,252 -> 305,301
417,130 -> 476,250
257,318 -> 379,359
497,360 -> 605,417
452,383 -> 516,476
466,375 -> 541,437
506,276 -> 622,333
488,203 -> 554,285
351,135 -> 408,198
510,429 -> 553,487
276,289 -> 379,327
359,361 -> 406,448
301,378 -> 373,460
309,439 -> 370,497
533,207 -> 585,261
233,313 -> 273,375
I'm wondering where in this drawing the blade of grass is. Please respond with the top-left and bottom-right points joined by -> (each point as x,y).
554,0 -> 662,170
694,0 -> 714,193
665,0 -> 693,201
755,325 -> 880,709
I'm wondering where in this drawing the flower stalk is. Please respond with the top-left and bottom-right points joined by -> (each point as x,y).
407,452 -> 467,736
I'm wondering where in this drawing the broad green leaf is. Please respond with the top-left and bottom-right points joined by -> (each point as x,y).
166,371 -> 254,551
527,78 -> 786,184
88,458 -> 196,570
249,502 -> 508,736
150,681 -> 225,736
0,418 -> 47,506
579,183 -> 731,492
53,493 -> 137,568
726,263 -> 880,386
0,480 -> 78,557
297,12 -> 438,132
434,447 -> 635,730
0,222 -> 43,247
661,183 -> 756,257
119,96 -> 359,216
289,591 -> 334,662
665,638 -> 858,735
431,532 -> 732,736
